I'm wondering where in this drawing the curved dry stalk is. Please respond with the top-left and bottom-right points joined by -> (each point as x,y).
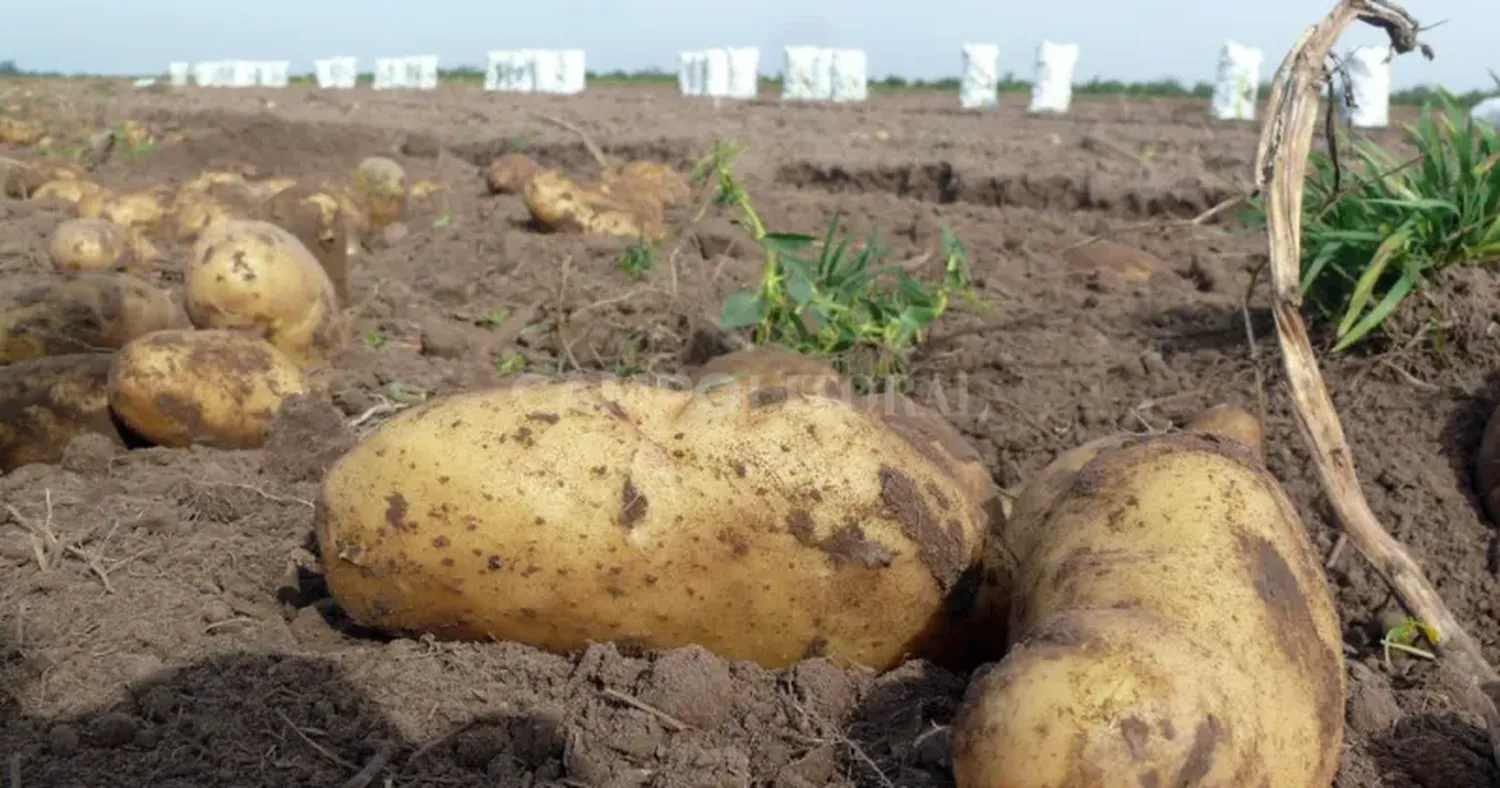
1254,0 -> 1500,765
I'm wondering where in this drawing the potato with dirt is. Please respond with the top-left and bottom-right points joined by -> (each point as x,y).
0,272 -> 179,364
100,189 -> 167,234
600,160 -> 692,208
0,353 -> 127,473
30,178 -> 111,215
951,419 -> 1344,788
1,159 -> 81,199
524,169 -> 662,239
49,218 -> 129,272
485,153 -> 543,195
106,329 -> 309,449
185,219 -> 348,368
316,369 -> 992,671
257,185 -> 353,301
351,156 -> 407,231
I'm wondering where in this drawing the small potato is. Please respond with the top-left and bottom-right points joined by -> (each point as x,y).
30,179 -> 110,210
1060,239 -> 1162,284
0,353 -> 126,473
50,218 -> 130,272
186,219 -> 347,368
0,118 -> 43,147
259,185 -> 352,302
107,329 -> 309,449
316,374 -> 991,671
351,156 -> 407,230
485,153 -> 542,195
0,272 -> 179,364
951,430 -> 1345,788
1186,402 -> 1264,459
100,190 -> 167,233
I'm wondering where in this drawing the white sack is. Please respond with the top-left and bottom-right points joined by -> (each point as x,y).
483,51 -> 504,91
533,50 -> 566,94
960,43 -> 999,110
1028,40 -> 1078,114
407,55 -> 439,90
726,47 -> 760,100
1342,45 -> 1391,128
783,46 -> 831,101
678,51 -> 702,95
256,61 -> 290,88
228,60 -> 257,88
1210,41 -> 1262,121
167,62 -> 190,87
559,50 -> 586,94
703,48 -> 731,98
830,49 -> 867,103
1472,96 -> 1500,130
193,62 -> 220,87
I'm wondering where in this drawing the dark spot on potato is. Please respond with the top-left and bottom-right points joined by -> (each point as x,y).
787,510 -> 816,546
432,536 -> 449,548
604,400 -> 629,421
591,466 -> 607,477
1138,770 -> 1160,788
520,608 -> 538,618
733,462 -> 747,478
619,477 -> 647,528
438,475 -> 450,484
513,426 -> 534,445
879,465 -> 964,590
1159,719 -> 1176,740
1175,716 -> 1222,785
717,529 -> 750,556
384,493 -> 414,533
486,555 -> 502,571
441,557 -> 454,567
802,636 -> 829,659
1239,531 -> 1342,773
1120,716 -> 1150,761
527,411 -> 559,424
821,524 -> 894,568
749,386 -> 789,408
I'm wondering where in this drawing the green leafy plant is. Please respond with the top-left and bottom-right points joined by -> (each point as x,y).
1242,89 -> 1500,352
617,236 -> 654,279
698,140 -> 978,381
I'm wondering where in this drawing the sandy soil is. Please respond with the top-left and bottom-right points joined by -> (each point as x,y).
1,81 -> 1497,787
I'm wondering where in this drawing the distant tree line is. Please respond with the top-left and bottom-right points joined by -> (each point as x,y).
2,57 -> 1493,108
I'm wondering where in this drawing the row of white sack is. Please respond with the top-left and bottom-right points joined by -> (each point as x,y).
960,41 -> 1261,119
165,57 -> 434,90
677,47 -> 867,102
167,61 -> 291,89
483,50 -> 587,94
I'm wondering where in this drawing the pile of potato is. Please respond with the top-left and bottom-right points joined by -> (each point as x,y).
0,210 -> 349,471
486,152 -> 691,240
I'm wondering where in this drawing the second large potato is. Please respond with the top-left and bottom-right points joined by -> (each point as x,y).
317,376 -> 989,671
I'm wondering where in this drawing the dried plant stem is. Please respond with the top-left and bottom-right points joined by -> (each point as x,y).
1254,0 -> 1500,765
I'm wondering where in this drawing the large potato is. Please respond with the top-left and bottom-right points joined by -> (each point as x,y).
185,219 -> 348,368
0,354 -> 126,472
106,329 -> 309,449
524,169 -> 661,239
50,218 -> 129,272
316,373 -> 991,671
951,429 -> 1345,788
351,156 -> 407,231
0,272 -> 178,364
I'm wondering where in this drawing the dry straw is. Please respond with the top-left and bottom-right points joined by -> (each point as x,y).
1255,0 -> 1500,767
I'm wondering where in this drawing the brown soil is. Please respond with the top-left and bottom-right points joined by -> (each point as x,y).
2,81 -> 1498,787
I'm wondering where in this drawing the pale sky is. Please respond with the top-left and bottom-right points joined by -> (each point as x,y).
7,0 -> 1496,91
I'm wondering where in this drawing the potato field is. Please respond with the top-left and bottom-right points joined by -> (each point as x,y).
1,71 -> 1499,788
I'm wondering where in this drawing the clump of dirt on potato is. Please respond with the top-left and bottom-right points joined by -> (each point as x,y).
0,272 -> 180,364
486,152 -> 543,194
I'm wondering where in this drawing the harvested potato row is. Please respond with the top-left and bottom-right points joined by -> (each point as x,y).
317,367 -> 993,671
185,219 -> 348,369
0,354 -> 126,473
952,419 -> 1343,788
0,272 -> 179,365
107,329 -> 309,449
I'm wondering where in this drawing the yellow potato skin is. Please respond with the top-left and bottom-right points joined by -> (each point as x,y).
0,353 -> 125,472
185,219 -> 348,368
952,433 -> 1345,788
351,157 -> 407,231
0,272 -> 178,364
50,218 -> 129,272
106,328 -> 309,449
316,375 -> 990,671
